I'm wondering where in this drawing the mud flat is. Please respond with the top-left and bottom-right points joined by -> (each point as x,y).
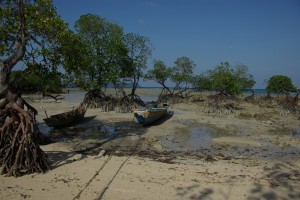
0,95 -> 300,200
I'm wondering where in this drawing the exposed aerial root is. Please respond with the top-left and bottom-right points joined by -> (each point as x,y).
0,102 -> 50,177
83,89 -> 145,113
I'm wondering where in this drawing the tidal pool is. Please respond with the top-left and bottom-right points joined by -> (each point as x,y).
159,126 -> 220,151
289,128 -> 300,139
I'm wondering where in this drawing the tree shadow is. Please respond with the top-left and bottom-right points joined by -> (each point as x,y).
174,162 -> 300,200
41,115 -> 148,169
247,163 -> 300,200
45,115 -> 98,130
177,184 -> 214,200
45,151 -> 88,170
190,188 -> 214,200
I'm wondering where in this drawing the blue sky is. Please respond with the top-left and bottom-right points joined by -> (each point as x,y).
53,0 -> 300,88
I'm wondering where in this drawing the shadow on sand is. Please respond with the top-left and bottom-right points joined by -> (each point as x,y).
175,162 -> 300,200
41,115 -> 148,170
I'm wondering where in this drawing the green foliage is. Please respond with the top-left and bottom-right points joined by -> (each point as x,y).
234,64 -> 256,90
10,69 -> 64,93
1,0 -> 85,90
209,63 -> 239,94
192,73 -> 213,91
123,33 -> 152,95
74,14 -> 130,90
145,60 -> 172,87
146,57 -> 195,93
171,57 -> 195,89
266,75 -> 296,93
194,62 -> 255,95
10,71 -> 40,92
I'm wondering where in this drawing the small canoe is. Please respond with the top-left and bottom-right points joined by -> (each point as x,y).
133,103 -> 169,125
43,104 -> 87,128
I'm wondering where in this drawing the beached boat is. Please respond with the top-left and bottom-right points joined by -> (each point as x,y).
43,104 -> 87,128
133,103 -> 170,125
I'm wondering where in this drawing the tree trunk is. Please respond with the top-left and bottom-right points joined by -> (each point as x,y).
130,73 -> 139,98
0,0 -> 50,176
112,81 -> 127,98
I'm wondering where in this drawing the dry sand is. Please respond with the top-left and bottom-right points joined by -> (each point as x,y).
0,93 -> 300,200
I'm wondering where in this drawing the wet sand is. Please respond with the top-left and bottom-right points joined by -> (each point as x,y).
0,92 -> 300,200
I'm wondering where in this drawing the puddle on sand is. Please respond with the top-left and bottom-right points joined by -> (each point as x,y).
160,126 -> 219,151
100,124 -> 117,139
39,123 -> 51,135
289,128 -> 300,139
39,121 -> 120,141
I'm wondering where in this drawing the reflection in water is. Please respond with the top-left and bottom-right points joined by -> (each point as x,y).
39,123 -> 51,135
39,120 -> 119,141
290,128 -> 300,139
101,124 -> 117,139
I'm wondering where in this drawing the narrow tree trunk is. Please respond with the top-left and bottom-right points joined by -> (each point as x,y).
130,73 -> 139,99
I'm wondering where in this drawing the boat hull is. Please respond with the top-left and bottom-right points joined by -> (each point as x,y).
43,105 -> 87,128
133,107 -> 168,125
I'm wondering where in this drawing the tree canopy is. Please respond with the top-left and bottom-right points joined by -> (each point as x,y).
193,62 -> 255,95
266,75 -> 296,93
171,56 -> 195,90
192,73 -> 213,91
123,33 -> 152,97
10,69 -> 64,93
0,0 -> 87,92
145,57 -> 196,95
145,60 -> 172,92
74,14 -> 130,90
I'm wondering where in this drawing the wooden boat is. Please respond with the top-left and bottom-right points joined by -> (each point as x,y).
43,104 -> 87,128
133,103 -> 169,125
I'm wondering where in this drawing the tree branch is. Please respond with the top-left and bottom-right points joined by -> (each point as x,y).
5,0 -> 27,72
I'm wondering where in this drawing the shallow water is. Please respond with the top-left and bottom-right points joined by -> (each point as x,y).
39,92 -> 300,157
158,122 -> 300,158
289,128 -> 300,139
100,124 -> 117,139
160,126 -> 218,151
39,123 -> 51,135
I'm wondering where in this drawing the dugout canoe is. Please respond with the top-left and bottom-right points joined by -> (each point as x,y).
43,104 -> 87,128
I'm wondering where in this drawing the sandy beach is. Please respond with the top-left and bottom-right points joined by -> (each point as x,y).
0,91 -> 299,200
